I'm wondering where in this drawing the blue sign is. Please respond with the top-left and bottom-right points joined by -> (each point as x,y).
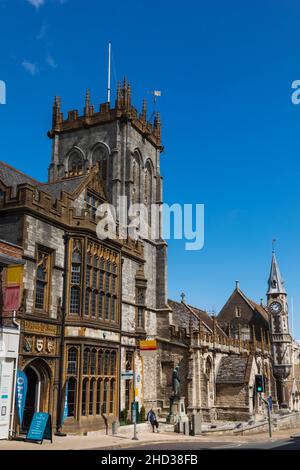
27,412 -> 52,443
15,370 -> 28,427
62,380 -> 68,424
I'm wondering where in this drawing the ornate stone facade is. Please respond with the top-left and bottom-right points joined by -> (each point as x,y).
0,79 -> 299,436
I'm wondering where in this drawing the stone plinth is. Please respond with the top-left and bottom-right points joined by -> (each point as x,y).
166,396 -> 188,430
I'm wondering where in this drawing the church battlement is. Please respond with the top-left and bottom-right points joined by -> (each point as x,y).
169,320 -> 271,356
48,79 -> 162,150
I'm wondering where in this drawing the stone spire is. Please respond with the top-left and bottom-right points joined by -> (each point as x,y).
267,250 -> 286,295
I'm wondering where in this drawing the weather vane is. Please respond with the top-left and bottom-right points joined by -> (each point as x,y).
147,90 -> 162,120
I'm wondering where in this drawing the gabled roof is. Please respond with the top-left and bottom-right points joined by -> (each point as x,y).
217,287 -> 269,324
0,160 -> 40,189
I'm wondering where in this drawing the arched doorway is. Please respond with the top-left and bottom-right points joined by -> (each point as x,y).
22,360 -> 51,431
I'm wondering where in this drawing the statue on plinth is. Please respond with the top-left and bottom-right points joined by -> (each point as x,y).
172,364 -> 181,396
167,364 -> 188,430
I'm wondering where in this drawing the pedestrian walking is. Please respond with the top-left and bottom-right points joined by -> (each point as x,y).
147,408 -> 159,433
267,395 -> 273,413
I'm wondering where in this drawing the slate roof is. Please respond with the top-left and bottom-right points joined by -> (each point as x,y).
246,297 -> 269,322
188,304 -> 227,336
36,176 -> 86,199
0,161 -> 40,189
0,161 -> 89,201
168,299 -> 227,336
216,356 -> 249,384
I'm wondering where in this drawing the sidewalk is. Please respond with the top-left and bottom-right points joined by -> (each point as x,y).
0,428 -> 211,451
0,424 -> 299,450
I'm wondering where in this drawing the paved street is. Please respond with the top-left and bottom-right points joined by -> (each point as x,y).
124,437 -> 300,450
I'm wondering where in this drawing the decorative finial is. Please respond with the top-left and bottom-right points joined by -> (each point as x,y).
127,82 -> 131,107
235,280 -> 240,290
52,95 -> 61,128
156,111 -> 161,126
180,292 -> 186,303
272,239 -> 276,253
54,95 -> 61,108
117,80 -> 121,97
84,88 -> 91,116
141,98 -> 147,121
115,80 -> 122,108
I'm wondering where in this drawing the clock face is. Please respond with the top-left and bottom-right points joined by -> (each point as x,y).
269,301 -> 282,314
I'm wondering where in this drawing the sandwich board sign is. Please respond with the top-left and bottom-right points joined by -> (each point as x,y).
26,412 -> 52,444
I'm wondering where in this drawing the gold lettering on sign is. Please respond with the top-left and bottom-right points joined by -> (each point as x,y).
24,320 -> 57,335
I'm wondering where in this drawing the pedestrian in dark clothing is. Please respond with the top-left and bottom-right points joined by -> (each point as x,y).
147,408 -> 159,432
268,395 -> 273,412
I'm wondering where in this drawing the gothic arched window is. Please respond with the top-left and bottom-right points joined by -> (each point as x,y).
144,164 -> 152,205
35,250 -> 51,311
68,150 -> 84,174
67,377 -> 77,417
91,145 -> 108,181
144,161 -> 153,227
83,348 -> 90,375
69,240 -> 82,315
132,151 -> 141,204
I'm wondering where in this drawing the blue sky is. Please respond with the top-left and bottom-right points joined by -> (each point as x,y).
1,0 -> 300,336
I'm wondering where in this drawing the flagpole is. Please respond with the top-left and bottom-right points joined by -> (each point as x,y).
291,296 -> 295,379
107,41 -> 111,103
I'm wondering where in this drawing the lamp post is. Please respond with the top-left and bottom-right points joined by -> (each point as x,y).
55,233 -> 69,436
132,347 -> 138,441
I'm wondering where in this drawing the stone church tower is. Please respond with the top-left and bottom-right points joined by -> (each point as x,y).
47,80 -> 169,411
267,249 -> 292,408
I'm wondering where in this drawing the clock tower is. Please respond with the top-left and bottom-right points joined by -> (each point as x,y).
267,248 -> 292,408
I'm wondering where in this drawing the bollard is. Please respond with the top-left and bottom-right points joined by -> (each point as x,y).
112,421 -> 118,435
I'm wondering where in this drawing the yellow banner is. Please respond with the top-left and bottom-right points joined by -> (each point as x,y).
6,266 -> 23,285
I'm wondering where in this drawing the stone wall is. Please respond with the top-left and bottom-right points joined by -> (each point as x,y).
216,383 -> 250,421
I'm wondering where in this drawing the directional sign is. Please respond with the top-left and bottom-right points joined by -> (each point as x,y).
121,370 -> 133,380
